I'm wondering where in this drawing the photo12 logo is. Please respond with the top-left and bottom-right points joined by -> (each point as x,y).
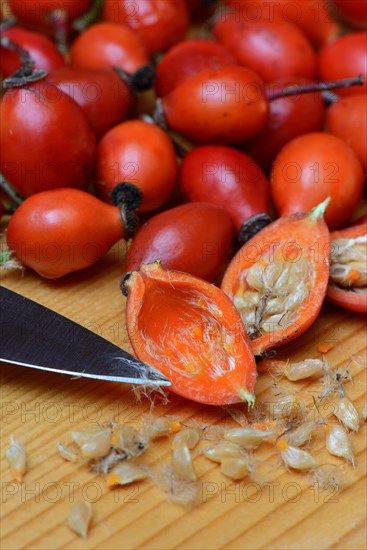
201,479 -> 339,504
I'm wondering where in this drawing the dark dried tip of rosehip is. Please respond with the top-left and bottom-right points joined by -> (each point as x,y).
130,64 -> 156,91
120,271 -> 133,296
110,182 -> 142,211
124,210 -> 139,238
238,213 -> 272,244
3,68 -> 48,89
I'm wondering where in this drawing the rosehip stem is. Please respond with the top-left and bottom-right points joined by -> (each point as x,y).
0,173 -> 23,206
49,8 -> 68,56
266,74 -> 364,101
1,37 -> 47,88
0,18 -> 17,32
73,0 -> 105,32
0,35 -> 34,72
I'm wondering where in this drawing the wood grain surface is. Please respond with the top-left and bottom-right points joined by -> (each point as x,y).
1,230 -> 366,550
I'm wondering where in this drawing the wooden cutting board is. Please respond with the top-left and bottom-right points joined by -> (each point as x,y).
1,235 -> 366,550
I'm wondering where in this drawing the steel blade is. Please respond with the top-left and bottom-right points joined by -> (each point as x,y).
0,286 -> 170,386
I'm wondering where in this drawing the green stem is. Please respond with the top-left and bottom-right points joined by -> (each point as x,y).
0,199 -> 17,213
50,8 -> 68,56
238,389 -> 256,409
0,173 -> 23,206
308,197 -> 331,222
73,0 -> 105,32
0,35 -> 35,72
0,250 -> 12,263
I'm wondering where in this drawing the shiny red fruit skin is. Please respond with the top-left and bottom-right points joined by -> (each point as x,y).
326,93 -> 367,172
155,39 -> 236,97
0,26 -> 65,78
224,0 -> 340,47
97,120 -> 178,212
162,66 -> 269,144
6,188 -> 125,279
45,67 -> 134,140
7,0 -> 92,30
243,77 -> 326,172
126,202 -> 233,282
331,0 -> 367,29
213,17 -> 317,82
103,0 -> 189,54
271,132 -> 365,230
179,145 -> 270,233
70,22 -> 150,74
0,82 -> 96,198
318,32 -> 367,96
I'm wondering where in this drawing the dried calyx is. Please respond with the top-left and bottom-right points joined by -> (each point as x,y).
0,36 -> 47,89
238,213 -> 272,244
114,64 -> 156,92
109,182 -> 142,239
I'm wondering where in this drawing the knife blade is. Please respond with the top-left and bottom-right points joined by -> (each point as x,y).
0,286 -> 171,386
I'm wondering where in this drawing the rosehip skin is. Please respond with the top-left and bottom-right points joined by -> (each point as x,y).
213,18 -> 317,82
103,0 -> 190,54
97,120 -> 178,212
0,82 -> 96,198
179,145 -> 271,233
224,0 -> 340,47
331,0 -> 367,29
271,132 -> 365,230
243,77 -> 326,172
161,66 -> 269,144
70,22 -> 150,74
318,32 -> 367,96
7,0 -> 92,31
155,39 -> 236,97
326,93 -> 367,172
0,26 -> 65,78
126,202 -> 233,282
45,67 -> 134,140
6,188 -> 127,279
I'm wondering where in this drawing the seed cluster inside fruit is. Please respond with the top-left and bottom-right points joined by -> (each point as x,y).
233,256 -> 311,339
330,235 -> 367,290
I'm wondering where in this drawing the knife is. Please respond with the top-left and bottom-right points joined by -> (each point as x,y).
0,286 -> 171,386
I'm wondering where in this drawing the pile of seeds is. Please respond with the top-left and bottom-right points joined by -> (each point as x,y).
6,357 -> 366,539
